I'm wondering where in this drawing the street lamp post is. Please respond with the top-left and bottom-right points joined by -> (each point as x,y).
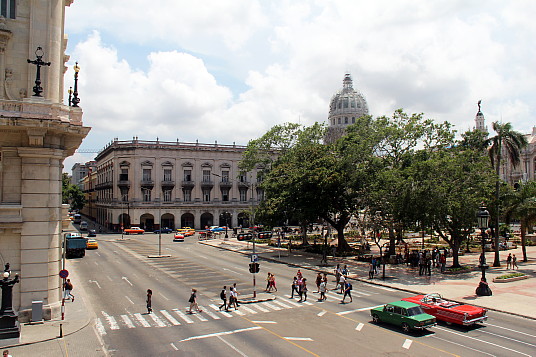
71,62 -> 81,107
476,204 -> 492,296
27,46 -> 51,97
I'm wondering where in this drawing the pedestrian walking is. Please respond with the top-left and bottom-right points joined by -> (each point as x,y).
341,281 -> 353,303
63,279 -> 75,302
229,287 -> 238,310
506,253 -> 512,269
298,278 -> 308,302
265,272 -> 272,291
368,261 -> 375,279
426,256 -> 432,276
233,283 -> 240,306
342,265 -> 348,277
146,289 -> 152,314
440,254 -> 446,273
290,276 -> 299,298
188,288 -> 202,313
318,280 -> 327,301
219,286 -> 228,311
3,350 -> 12,357
315,272 -> 322,293
334,264 -> 341,290
512,254 -> 518,269
268,273 -> 277,292
338,274 -> 346,294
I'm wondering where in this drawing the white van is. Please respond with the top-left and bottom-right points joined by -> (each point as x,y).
80,221 -> 88,231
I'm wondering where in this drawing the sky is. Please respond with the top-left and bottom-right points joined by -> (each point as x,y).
62,0 -> 536,172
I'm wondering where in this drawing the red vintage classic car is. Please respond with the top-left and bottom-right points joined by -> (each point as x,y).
402,293 -> 487,326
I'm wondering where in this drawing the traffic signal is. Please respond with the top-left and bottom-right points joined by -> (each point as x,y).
248,262 -> 260,273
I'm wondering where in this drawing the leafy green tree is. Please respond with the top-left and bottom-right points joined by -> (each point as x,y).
485,122 -> 528,266
504,181 -> 536,262
62,173 -> 85,211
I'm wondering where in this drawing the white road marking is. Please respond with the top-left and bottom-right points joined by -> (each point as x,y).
435,326 -> 532,357
480,329 -> 536,348
272,300 -> 292,309
173,309 -> 194,323
284,337 -> 313,341
317,310 -> 327,317
133,313 -> 151,327
94,261 -> 99,266
159,292 -> 170,301
239,305 -> 257,314
120,315 -> 135,328
283,299 -> 302,307
149,312 -> 168,327
89,280 -> 101,289
179,326 -> 262,342
485,323 -> 536,339
106,275 -> 112,281
170,343 -> 178,351
261,302 -> 281,310
250,304 -> 270,313
95,318 -> 106,336
125,296 -> 134,304
102,311 -> 119,330
209,304 -> 233,317
233,309 -> 246,316
355,323 -> 364,331
160,310 -> 181,325
373,286 -> 395,291
203,309 -> 221,320
95,252 -> 101,256
122,276 -> 133,286
431,335 -> 494,356
337,305 -> 384,315
252,321 -> 277,324
402,339 -> 412,349
302,301 -> 313,306
217,336 -> 249,357
222,267 -> 243,275
192,311 -> 209,321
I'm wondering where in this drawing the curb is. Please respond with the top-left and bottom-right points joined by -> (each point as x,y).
200,240 -> 536,321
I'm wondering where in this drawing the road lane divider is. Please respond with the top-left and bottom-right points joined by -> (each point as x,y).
402,339 -> 412,349
355,323 -> 364,331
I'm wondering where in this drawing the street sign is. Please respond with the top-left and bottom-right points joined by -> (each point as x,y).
250,254 -> 258,262
59,269 -> 69,279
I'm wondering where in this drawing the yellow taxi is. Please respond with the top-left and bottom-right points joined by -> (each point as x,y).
86,238 -> 99,249
177,227 -> 195,236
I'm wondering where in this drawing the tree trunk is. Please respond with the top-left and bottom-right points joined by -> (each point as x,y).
301,222 -> 309,246
388,227 -> 396,256
450,240 -> 461,268
521,219 -> 527,262
336,227 -> 351,252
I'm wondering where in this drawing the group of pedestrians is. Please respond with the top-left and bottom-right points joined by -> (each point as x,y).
219,283 -> 240,311
506,253 -> 519,269
265,272 -> 277,292
290,270 -> 308,302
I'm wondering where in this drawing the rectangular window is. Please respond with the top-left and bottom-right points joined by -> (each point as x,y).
163,189 -> 172,202
142,169 -> 151,181
239,172 -> 247,183
222,171 -> 229,182
163,169 -> 172,181
202,170 -> 211,182
183,188 -> 191,202
120,168 -> 129,181
222,188 -> 229,202
203,189 -> 211,202
142,188 -> 151,202
239,189 -> 247,202
184,169 -> 192,181
1,0 -> 16,19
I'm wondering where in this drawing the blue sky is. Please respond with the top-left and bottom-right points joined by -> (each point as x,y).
63,0 -> 536,171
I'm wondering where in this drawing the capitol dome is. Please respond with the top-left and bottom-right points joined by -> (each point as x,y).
325,73 -> 369,143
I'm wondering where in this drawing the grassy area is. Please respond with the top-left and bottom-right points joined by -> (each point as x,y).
495,272 -> 526,280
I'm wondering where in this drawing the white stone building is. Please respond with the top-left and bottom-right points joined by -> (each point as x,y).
84,139 -> 264,232
0,0 -> 89,321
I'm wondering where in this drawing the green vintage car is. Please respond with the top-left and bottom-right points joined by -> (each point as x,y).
371,300 -> 436,333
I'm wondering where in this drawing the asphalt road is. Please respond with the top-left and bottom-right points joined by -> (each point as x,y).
67,232 -> 535,356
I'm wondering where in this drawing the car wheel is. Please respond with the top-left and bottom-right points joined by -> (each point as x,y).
401,323 -> 410,333
372,314 -> 380,324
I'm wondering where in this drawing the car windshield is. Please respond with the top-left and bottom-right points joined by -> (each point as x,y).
407,306 -> 425,316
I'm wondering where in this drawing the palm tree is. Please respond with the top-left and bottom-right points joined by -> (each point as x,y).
504,181 -> 536,262
486,122 -> 528,266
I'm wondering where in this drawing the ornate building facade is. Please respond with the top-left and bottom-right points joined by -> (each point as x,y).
0,0 -> 89,321
81,139 -> 264,232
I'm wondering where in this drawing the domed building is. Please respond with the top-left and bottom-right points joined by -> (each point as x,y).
325,73 -> 369,142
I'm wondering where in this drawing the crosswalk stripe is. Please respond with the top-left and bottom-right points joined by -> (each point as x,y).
250,303 -> 270,313
134,313 -> 151,327
233,309 -> 246,316
283,299 -> 302,307
120,315 -> 135,328
102,311 -> 119,330
192,312 -> 208,321
203,309 -> 221,320
302,301 -> 313,306
272,300 -> 292,309
173,309 -> 194,323
209,304 -> 233,317
95,318 -> 107,336
149,312 -> 168,327
160,310 -> 181,325
261,302 -> 281,310
239,305 -> 257,314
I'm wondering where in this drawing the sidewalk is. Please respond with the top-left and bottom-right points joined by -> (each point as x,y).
200,238 -> 536,320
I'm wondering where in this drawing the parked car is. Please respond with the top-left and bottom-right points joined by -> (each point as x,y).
153,227 -> 173,234
402,293 -> 487,326
371,300 -> 436,333
87,229 -> 97,237
173,233 -> 185,242
124,227 -> 145,235
86,238 -> 99,249
208,226 -> 225,232
177,228 -> 195,236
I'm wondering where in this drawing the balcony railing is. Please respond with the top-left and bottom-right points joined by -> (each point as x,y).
140,179 -> 154,187
161,180 -> 175,187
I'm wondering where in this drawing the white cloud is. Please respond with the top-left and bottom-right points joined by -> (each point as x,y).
63,1 -> 536,173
